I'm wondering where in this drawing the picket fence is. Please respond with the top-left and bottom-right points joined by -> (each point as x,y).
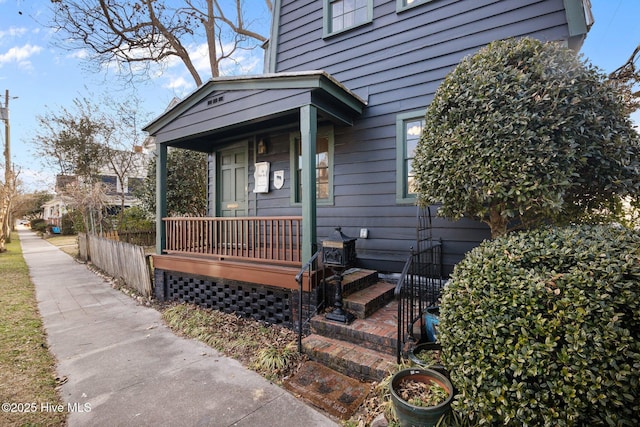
78,232 -> 153,297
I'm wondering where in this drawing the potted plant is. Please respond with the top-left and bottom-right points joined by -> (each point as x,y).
389,368 -> 453,427
408,342 -> 447,375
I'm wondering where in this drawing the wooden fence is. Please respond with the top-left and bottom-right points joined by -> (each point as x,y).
78,232 -> 153,297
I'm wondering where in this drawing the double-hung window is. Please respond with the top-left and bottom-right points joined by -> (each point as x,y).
290,127 -> 334,205
396,111 -> 425,203
324,0 -> 373,37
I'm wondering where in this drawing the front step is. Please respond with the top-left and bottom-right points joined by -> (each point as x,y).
332,268 -> 379,298
344,281 -> 395,319
310,299 -> 398,355
301,334 -> 397,382
302,271 -> 400,382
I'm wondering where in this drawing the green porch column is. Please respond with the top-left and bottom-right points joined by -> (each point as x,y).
300,105 -> 317,263
156,143 -> 168,255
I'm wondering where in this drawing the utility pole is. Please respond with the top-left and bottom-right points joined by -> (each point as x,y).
1,89 -> 11,246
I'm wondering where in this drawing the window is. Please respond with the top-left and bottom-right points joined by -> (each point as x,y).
324,0 -> 373,37
290,127 -> 334,205
396,0 -> 433,13
396,111 -> 425,203
100,175 -> 118,194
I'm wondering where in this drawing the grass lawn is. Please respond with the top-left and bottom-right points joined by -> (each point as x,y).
45,234 -> 79,257
0,232 -> 67,427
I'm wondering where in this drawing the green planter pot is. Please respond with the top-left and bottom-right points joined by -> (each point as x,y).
408,342 -> 447,377
390,368 -> 453,427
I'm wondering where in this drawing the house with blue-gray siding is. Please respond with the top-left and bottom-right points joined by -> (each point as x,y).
144,0 -> 592,334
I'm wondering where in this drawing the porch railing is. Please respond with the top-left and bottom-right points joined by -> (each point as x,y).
394,240 -> 444,363
163,216 -> 302,266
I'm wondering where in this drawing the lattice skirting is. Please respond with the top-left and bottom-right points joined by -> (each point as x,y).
155,269 -> 293,327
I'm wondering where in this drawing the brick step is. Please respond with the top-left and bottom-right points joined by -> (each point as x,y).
310,299 -> 398,355
301,334 -> 397,382
331,268 -> 379,298
343,281 -> 396,319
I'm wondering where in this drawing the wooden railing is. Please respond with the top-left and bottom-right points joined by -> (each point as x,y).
163,216 -> 303,266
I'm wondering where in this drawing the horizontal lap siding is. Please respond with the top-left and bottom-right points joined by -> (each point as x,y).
271,0 -> 569,272
156,89 -> 309,144
250,132 -> 301,217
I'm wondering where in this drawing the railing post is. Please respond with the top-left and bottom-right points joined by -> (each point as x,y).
300,105 -> 317,263
156,143 -> 167,255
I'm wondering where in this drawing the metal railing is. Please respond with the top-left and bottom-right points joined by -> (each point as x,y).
394,240 -> 444,363
295,249 -> 327,352
163,216 -> 302,266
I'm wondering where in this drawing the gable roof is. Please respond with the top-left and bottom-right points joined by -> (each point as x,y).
143,71 -> 367,147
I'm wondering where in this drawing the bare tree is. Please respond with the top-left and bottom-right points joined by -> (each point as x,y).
49,0 -> 273,86
32,95 -> 150,232
609,43 -> 640,114
0,167 -> 18,252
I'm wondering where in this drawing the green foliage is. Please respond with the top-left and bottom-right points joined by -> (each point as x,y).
117,206 -> 155,232
60,213 -> 76,235
11,191 -> 53,220
29,218 -> 47,233
139,149 -> 207,216
413,37 -> 640,238
440,225 -> 640,426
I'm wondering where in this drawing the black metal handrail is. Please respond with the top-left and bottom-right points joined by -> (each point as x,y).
395,239 -> 444,364
295,249 -> 327,352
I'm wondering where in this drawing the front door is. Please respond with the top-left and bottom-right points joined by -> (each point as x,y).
218,146 -> 247,217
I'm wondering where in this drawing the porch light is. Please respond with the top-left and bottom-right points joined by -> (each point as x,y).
257,138 -> 268,154
322,227 -> 357,324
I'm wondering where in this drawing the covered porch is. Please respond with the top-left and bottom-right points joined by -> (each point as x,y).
144,71 -> 366,325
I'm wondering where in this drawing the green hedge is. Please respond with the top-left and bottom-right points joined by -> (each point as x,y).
440,225 -> 640,426
29,218 -> 47,233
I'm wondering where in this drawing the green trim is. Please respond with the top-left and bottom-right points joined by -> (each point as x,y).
290,125 -> 335,207
395,110 -> 425,204
396,0 -> 433,13
155,143 -> 167,255
215,143 -> 249,217
563,0 -> 591,37
323,0 -> 373,39
266,0 -> 282,73
300,105 -> 318,263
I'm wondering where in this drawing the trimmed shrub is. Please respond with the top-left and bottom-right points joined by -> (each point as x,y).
30,218 -> 47,233
413,37 -> 640,238
440,225 -> 640,426
61,213 -> 76,235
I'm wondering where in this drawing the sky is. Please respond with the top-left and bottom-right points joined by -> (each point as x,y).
0,0 -> 639,192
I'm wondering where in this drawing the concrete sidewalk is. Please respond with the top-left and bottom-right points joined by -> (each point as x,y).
19,230 -> 338,427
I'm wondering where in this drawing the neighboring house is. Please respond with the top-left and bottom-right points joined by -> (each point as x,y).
42,149 -> 148,226
42,195 -> 71,228
144,0 -> 592,329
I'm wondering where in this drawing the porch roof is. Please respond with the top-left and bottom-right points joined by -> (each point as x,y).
143,71 -> 367,150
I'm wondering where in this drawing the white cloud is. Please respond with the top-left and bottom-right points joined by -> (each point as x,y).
0,27 -> 28,39
188,41 -> 264,77
164,75 -> 194,95
16,168 -> 56,193
0,44 -> 42,67
69,49 -> 89,60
